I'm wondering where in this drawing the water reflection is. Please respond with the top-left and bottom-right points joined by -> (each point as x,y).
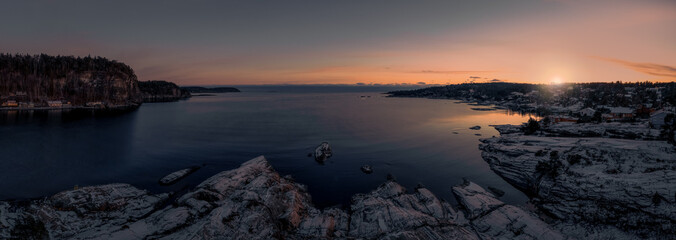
0,90 -> 532,208
0,110 -> 138,199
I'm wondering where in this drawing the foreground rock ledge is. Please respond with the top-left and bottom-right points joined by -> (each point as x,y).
480,124 -> 676,239
1,156 -> 565,239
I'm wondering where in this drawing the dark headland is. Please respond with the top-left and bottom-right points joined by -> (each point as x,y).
0,54 -> 239,111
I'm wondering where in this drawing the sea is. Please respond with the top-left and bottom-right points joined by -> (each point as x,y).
0,85 -> 533,208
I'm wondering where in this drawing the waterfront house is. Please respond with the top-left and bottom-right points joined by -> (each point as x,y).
18,102 -> 35,108
1,100 -> 18,107
636,105 -> 655,116
607,107 -> 634,119
552,115 -> 578,123
47,100 -> 63,108
650,110 -> 671,129
579,108 -> 596,117
86,101 -> 105,107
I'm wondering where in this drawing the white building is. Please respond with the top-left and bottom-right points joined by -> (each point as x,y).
650,111 -> 671,129
579,108 -> 596,117
47,100 -> 63,108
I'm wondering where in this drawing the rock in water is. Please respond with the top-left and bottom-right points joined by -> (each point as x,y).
314,142 -> 332,161
469,126 -> 481,130
360,165 -> 373,174
159,166 -> 200,185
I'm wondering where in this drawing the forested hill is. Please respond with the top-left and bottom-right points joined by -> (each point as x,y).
0,54 -> 142,106
388,82 -> 676,106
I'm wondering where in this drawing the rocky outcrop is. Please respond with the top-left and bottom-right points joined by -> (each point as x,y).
0,156 -> 571,239
159,166 -> 200,185
138,80 -> 191,102
543,122 -> 662,140
452,181 -> 564,240
480,126 -> 676,238
314,142 -> 333,162
0,54 -> 142,106
491,122 -> 662,140
0,184 -> 168,239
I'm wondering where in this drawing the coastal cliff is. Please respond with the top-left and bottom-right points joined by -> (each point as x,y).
1,156 -> 569,239
0,54 -> 142,107
138,80 -> 191,102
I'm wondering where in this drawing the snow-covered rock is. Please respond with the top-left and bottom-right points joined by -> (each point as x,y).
543,122 -> 661,140
7,155 -> 659,239
452,181 -> 564,240
0,184 -> 169,239
480,128 -> 676,238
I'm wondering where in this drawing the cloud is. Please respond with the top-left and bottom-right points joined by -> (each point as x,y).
490,79 -> 502,82
594,57 -> 676,78
469,76 -> 481,79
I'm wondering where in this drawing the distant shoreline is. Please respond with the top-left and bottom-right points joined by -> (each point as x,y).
0,104 -> 140,113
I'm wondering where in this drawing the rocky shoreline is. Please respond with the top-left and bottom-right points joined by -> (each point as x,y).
480,124 -> 675,239
0,156 -> 565,239
2,154 -> 668,239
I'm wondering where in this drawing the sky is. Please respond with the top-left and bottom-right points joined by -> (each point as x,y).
1,0 -> 675,85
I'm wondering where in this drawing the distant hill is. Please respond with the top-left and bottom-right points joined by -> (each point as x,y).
138,80 -> 191,102
181,86 -> 240,93
388,82 -> 676,106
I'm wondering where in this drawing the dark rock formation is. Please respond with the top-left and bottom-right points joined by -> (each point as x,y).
138,80 -> 191,102
360,165 -> 373,174
0,156 -> 572,239
159,166 -> 200,185
0,54 -> 142,106
314,142 -> 332,162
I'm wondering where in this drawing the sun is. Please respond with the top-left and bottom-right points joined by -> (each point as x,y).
551,76 -> 563,85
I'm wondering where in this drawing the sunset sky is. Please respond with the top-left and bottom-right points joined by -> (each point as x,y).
1,0 -> 675,85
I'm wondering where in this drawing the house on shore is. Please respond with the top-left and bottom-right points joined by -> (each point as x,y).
18,102 -> 35,108
47,100 -> 63,108
579,107 -> 595,117
1,100 -> 18,107
552,115 -> 578,123
650,110 -> 672,129
606,107 -> 634,120
86,102 -> 105,108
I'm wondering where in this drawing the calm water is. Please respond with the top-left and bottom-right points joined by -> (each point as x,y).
0,86 -> 532,208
